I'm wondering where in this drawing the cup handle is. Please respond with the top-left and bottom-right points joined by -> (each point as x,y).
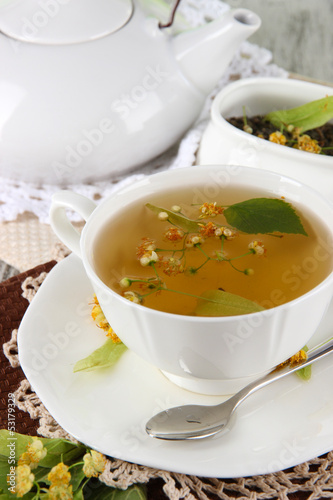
50,191 -> 97,257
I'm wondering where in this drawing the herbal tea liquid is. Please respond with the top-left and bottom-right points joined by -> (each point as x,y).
93,185 -> 332,316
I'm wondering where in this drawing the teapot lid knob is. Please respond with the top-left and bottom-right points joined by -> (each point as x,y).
0,0 -> 133,45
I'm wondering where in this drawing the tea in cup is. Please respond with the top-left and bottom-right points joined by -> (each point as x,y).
50,166 -> 333,394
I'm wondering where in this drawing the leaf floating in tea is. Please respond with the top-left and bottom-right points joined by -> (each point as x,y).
73,338 -> 127,372
224,198 -> 307,235
265,95 -> 333,133
195,289 -> 265,317
146,203 -> 199,233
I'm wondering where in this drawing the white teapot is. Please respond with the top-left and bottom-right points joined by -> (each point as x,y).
0,0 -> 260,183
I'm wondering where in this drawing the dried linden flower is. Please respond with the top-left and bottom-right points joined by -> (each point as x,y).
248,240 -> 265,256
136,238 -> 156,259
171,205 -> 181,212
119,277 -> 131,288
91,297 -> 110,331
223,228 -> 237,240
199,202 -> 223,218
296,134 -> 321,154
27,438 -> 47,463
291,127 -> 302,139
17,452 -> 31,468
158,211 -> 168,221
164,227 -> 184,241
83,450 -> 107,478
124,291 -> 141,304
161,257 -> 184,276
18,438 -> 47,470
185,234 -> 205,247
243,124 -> 253,134
214,227 -> 237,240
140,250 -> 158,267
48,463 -> 71,487
199,222 -> 218,237
276,348 -> 308,370
290,349 -> 308,366
15,465 -> 34,498
269,131 -> 287,145
91,295 -> 120,342
48,484 -> 73,500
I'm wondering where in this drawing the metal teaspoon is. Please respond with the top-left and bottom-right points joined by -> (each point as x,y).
146,337 -> 333,440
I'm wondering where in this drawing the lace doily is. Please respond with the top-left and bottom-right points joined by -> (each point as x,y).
3,263 -> 333,500
0,0 -> 288,224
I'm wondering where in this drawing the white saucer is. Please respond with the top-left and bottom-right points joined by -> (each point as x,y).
18,254 -> 333,478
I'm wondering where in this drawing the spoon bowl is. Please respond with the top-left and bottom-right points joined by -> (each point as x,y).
146,400 -> 236,440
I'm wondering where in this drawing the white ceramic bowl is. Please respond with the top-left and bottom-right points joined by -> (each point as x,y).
198,78 -> 333,201
50,165 -> 333,395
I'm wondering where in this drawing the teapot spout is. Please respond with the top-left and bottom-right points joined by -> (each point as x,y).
172,9 -> 261,95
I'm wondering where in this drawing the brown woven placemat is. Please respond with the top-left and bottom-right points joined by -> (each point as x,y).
1,261 -> 333,500
0,260 -> 57,436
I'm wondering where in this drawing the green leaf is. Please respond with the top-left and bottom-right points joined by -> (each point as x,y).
0,430 -> 30,460
0,430 -> 86,467
224,198 -> 307,235
83,481 -> 147,500
0,494 -> 37,500
195,290 -> 265,317
0,455 -> 12,496
265,95 -> 333,133
111,485 -> 147,500
296,364 -> 312,381
73,488 -> 85,500
45,449 -> 84,469
73,339 -> 127,372
296,345 -> 312,381
145,203 -> 199,233
69,463 -> 87,492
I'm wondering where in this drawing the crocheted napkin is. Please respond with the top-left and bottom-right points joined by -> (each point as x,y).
1,254 -> 333,500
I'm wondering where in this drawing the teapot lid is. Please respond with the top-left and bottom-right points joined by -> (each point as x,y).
0,0 -> 133,44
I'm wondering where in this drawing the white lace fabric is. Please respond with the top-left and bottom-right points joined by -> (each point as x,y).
0,0 -> 288,224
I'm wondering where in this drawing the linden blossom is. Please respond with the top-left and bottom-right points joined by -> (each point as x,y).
1,431 -> 109,498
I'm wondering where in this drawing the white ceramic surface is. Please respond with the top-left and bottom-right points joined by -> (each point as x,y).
0,2 -> 260,183
0,0 -> 133,44
17,253 -> 333,478
50,165 -> 333,394
198,78 -> 333,201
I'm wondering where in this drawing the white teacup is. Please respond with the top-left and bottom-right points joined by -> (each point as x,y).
50,165 -> 333,395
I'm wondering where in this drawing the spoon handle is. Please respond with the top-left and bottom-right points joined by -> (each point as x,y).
228,337 -> 333,412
